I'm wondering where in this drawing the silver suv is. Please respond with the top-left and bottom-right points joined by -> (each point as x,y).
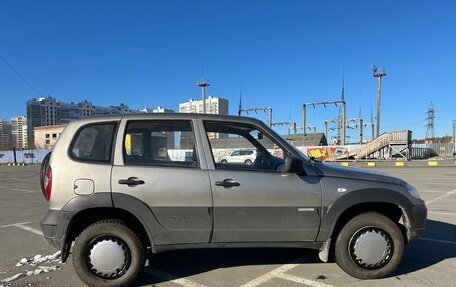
220,149 -> 257,165
40,114 -> 427,287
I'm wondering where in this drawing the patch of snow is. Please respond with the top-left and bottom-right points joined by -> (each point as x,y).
1,252 -> 62,283
15,251 -> 61,267
0,272 -> 25,282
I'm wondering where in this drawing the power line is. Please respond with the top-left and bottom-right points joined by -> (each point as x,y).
0,55 -> 42,96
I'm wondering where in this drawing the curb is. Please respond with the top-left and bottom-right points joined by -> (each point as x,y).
334,160 -> 456,168
6,163 -> 27,166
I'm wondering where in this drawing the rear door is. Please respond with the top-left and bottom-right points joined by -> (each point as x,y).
202,121 -> 321,242
111,118 -> 213,245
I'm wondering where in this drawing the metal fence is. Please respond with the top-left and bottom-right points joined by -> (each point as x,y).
412,143 -> 454,157
0,142 -> 453,164
342,142 -> 454,159
0,149 -> 52,164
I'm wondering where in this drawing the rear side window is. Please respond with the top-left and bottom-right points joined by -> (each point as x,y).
123,120 -> 198,167
70,123 -> 116,163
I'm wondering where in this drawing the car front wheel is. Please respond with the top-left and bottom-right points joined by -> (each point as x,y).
73,220 -> 145,287
334,212 -> 404,279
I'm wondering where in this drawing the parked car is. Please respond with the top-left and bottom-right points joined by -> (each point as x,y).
220,149 -> 257,165
40,114 -> 427,287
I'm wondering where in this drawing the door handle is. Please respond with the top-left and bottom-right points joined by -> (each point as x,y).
118,177 -> 145,187
215,178 -> 240,188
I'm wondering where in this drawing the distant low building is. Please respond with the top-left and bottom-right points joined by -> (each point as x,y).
282,133 -> 328,146
152,106 -> 174,113
34,125 -> 66,149
138,106 -> 175,113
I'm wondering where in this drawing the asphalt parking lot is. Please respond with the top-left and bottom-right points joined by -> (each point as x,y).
0,164 -> 455,287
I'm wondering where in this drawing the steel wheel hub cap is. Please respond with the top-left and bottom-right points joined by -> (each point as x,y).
349,227 -> 393,269
87,237 -> 130,279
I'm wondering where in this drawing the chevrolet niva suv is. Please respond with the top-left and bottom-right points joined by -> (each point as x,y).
39,114 -> 427,287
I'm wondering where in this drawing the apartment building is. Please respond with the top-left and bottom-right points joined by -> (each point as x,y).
11,116 -> 27,149
26,96 -> 132,140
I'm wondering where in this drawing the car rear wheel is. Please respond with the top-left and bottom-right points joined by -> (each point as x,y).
244,159 -> 252,165
73,220 -> 145,287
334,212 -> 404,279
39,152 -> 51,195
221,159 -> 227,164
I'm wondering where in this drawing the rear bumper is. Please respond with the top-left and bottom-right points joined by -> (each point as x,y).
40,209 -> 72,251
406,203 -> 427,242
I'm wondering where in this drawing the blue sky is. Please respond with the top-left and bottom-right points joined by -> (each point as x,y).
0,0 -> 455,140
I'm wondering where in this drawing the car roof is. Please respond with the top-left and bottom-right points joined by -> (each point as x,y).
69,113 -> 265,126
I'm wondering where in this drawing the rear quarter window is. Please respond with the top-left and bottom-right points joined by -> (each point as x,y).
70,122 -> 117,163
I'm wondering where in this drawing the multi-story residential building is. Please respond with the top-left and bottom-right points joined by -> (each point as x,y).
179,96 -> 229,146
26,97 -> 132,141
178,96 -> 228,115
11,115 -> 27,149
0,119 -> 12,150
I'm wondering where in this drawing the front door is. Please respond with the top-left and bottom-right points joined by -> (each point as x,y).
203,121 -> 321,242
111,119 -> 213,245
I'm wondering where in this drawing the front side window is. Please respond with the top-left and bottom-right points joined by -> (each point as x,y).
70,122 -> 116,162
124,120 -> 198,167
205,121 -> 286,172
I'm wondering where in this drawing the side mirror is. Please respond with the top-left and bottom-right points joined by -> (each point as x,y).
284,157 -> 305,175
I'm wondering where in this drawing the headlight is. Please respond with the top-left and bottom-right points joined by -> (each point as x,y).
406,184 -> 420,199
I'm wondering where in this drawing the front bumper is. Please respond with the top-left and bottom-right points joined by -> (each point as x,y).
406,203 -> 427,242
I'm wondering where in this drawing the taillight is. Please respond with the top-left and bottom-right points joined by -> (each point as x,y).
44,165 -> 52,201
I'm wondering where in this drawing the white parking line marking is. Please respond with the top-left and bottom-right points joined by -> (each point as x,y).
0,186 -> 37,193
275,272 -> 335,287
144,268 -> 208,287
419,237 -> 456,245
0,221 -> 31,228
238,264 -> 291,287
10,177 -> 37,183
239,253 -> 332,287
420,190 -> 452,193
428,211 -> 456,216
426,190 -> 456,205
12,224 -> 43,236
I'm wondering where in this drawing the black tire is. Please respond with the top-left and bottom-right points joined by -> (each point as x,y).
221,159 -> 227,164
72,220 -> 145,287
244,159 -> 252,165
334,212 -> 404,279
39,152 -> 51,194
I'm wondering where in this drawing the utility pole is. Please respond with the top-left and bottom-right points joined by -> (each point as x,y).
452,120 -> 456,158
324,120 -> 328,139
425,101 -> 436,140
359,106 -> 363,144
452,120 -> 456,156
197,79 -> 210,113
238,91 -> 242,116
337,77 -> 345,140
303,100 -> 346,144
373,66 -> 386,137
